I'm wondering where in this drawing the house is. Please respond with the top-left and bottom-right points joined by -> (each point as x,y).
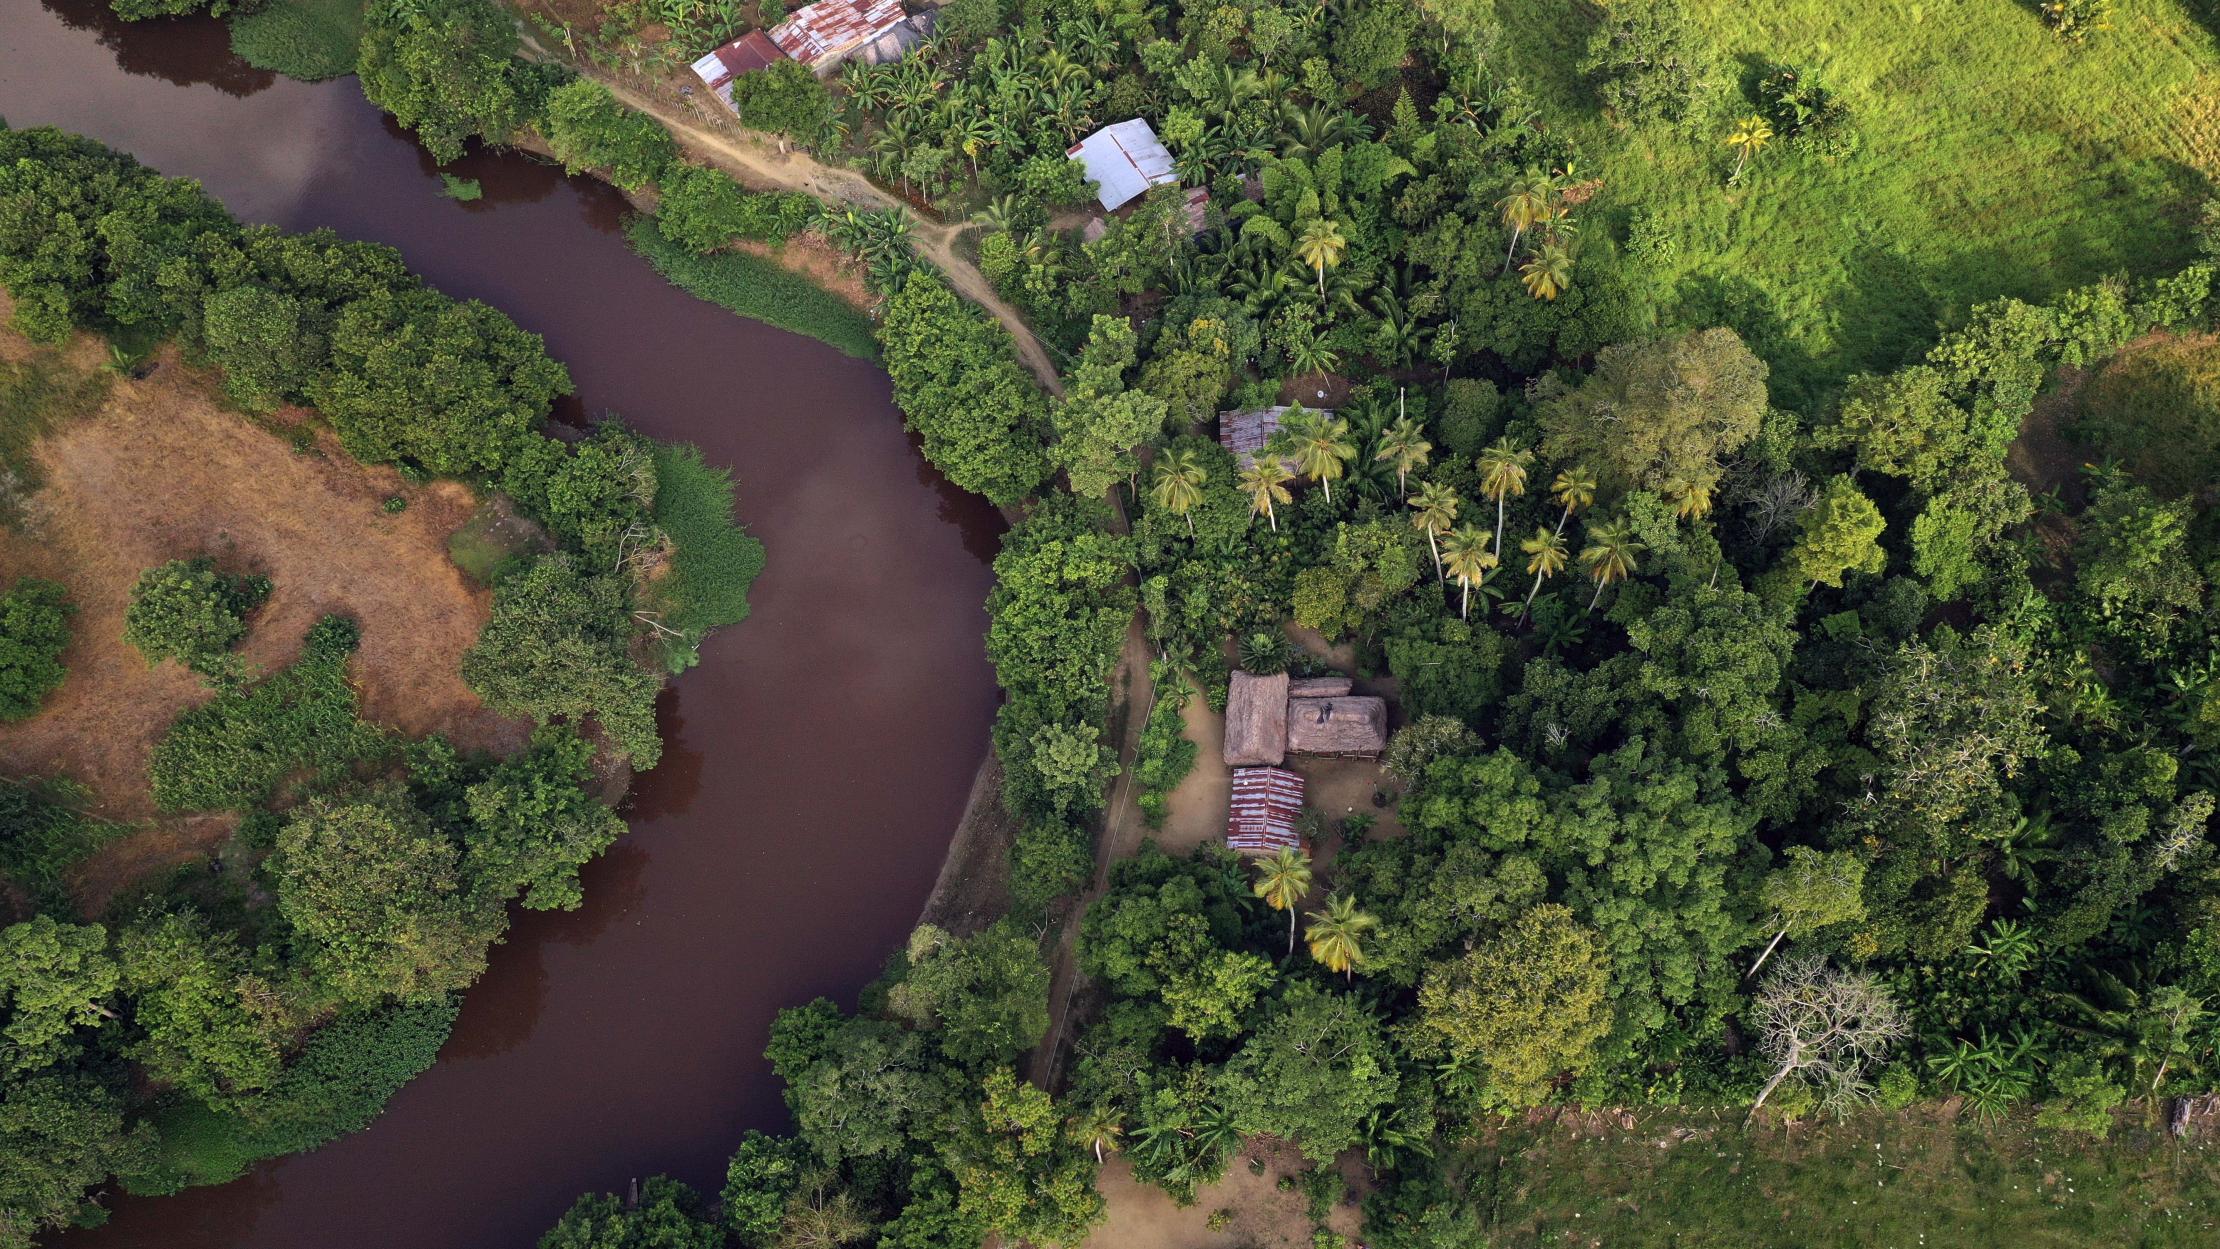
1227,766 -> 1305,855
769,0 -> 915,73
1222,670 -> 1389,768
689,30 -> 786,110
1077,187 -> 1210,246
1217,405 -> 1333,472
1066,118 -> 1179,212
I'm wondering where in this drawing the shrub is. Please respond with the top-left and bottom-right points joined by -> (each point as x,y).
653,165 -> 816,252
639,442 -> 766,672
0,784 -> 127,910
461,556 -> 664,768
0,579 -> 71,721
626,217 -> 879,361
1009,818 -> 1092,918
1756,63 -> 1855,158
542,79 -> 678,192
227,0 -> 366,81
122,559 -> 269,681
149,616 -> 386,811
2041,0 -> 2114,41
1580,0 -> 1712,126
1133,689 -> 1198,829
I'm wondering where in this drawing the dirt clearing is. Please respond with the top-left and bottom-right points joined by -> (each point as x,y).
0,320 -> 527,829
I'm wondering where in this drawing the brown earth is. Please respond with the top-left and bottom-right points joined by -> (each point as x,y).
735,231 -> 879,316
914,749 -> 1016,938
1084,1144 -> 1367,1249
0,320 -> 527,870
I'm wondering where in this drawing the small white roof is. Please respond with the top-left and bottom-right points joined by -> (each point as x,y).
1066,118 -> 1178,212
690,51 -> 727,87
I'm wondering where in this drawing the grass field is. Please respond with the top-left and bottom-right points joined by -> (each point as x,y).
227,0 -> 365,82
624,217 -> 882,360
1476,1109 -> 2220,1247
1496,0 -> 2220,407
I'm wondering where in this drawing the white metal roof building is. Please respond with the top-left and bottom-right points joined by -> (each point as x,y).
1066,119 -> 1179,212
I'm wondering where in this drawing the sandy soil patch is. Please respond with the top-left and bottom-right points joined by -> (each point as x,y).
0,331 -> 528,830
1156,679 -> 1233,855
1085,1144 -> 1365,1249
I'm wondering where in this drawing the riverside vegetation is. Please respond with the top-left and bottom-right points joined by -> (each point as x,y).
43,0 -> 2220,1245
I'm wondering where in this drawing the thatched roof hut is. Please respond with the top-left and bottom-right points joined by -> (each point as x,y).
1288,676 -> 1353,699
1285,696 -> 1388,758
1223,670 -> 1290,766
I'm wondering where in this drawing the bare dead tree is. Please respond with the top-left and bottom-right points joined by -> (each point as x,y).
1739,468 -> 1816,544
1747,953 -> 1907,1124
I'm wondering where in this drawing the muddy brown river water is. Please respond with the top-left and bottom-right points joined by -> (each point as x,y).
0,1 -> 1004,1244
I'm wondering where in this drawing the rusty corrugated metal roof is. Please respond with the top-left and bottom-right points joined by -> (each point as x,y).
769,0 -> 908,66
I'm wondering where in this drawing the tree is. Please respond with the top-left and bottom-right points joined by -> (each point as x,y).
945,1069 -> 1106,1248
358,0 -> 531,164
727,61 -> 836,153
1549,466 -> 1597,535
1725,113 -> 1773,184
1540,328 -> 1769,496
1577,519 -> 1643,612
1250,846 -> 1313,957
721,1132 -> 807,1248
1497,167 -> 1553,274
1053,316 -> 1169,499
1304,892 -> 1380,979
122,558 -> 266,680
1517,527 -> 1569,621
1217,986 -> 1400,1162
1581,0 -> 1711,125
1748,954 -> 1908,1120
462,556 -> 664,769
538,1176 -> 722,1249
1519,242 -> 1574,301
2074,480 -> 2205,619
878,272 -> 1050,508
1293,219 -> 1348,306
1477,437 -> 1533,558
1786,474 -> 1886,589
1440,525 -> 1496,620
269,787 -> 493,1003
1150,449 -> 1208,536
0,579 -> 70,721
461,727 -> 626,912
0,918 -> 116,1073
1748,847 -> 1866,978
543,80 -> 679,192
1375,414 -> 1432,494
888,922 -> 1050,1067
1409,480 -> 1460,579
1413,904 -> 1612,1106
1240,459 -> 1295,531
778,1015 -> 954,1167
1279,407 -> 1357,502
0,1072 -> 154,1246
113,910 -> 285,1100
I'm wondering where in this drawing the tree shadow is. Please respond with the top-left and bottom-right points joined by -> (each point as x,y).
40,0 -> 276,99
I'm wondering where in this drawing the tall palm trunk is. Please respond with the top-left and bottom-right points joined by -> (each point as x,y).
1588,579 -> 1609,613
1554,503 -> 1574,536
1520,570 -> 1546,622
1501,223 -> 1524,275
1266,500 -> 1278,531
1286,908 -> 1296,958
1493,496 -> 1507,558
1426,528 -> 1440,578
1459,576 -> 1471,620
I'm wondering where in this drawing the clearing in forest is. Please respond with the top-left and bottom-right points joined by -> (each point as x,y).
0,318 -> 526,842
1497,0 -> 2220,405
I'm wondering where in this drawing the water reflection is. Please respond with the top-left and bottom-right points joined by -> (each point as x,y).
628,684 -> 703,822
40,0 -> 275,97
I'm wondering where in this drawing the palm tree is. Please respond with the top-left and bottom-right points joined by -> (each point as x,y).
1251,845 -> 1314,957
1305,892 -> 1379,981
1239,458 -> 1295,531
1440,525 -> 1497,620
1726,113 -> 1774,184
1283,407 -> 1357,503
1520,242 -> 1574,301
1476,437 -> 1533,559
1408,480 -> 1459,578
1518,526 -> 1569,623
1579,520 -> 1643,612
1374,414 -> 1431,494
1067,1103 -> 1124,1165
1496,166 -> 1553,274
1293,218 -> 1348,305
1151,448 -> 1207,535
1664,473 -> 1715,520
1549,465 -> 1597,536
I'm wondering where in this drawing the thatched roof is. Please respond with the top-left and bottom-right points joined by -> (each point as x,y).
1223,670 -> 1289,766
1286,696 -> 1388,758
1288,676 -> 1353,699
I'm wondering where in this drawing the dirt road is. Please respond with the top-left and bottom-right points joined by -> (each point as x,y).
521,42 -> 1066,395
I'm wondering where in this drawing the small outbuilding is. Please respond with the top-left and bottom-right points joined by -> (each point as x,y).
769,0 -> 913,73
1067,118 -> 1180,212
1285,694 -> 1388,758
1227,766 -> 1305,855
1218,405 -> 1333,472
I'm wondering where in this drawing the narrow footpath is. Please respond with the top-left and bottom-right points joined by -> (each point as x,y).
519,38 -> 1067,395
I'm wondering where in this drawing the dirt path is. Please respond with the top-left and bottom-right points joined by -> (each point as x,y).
518,41 -> 1066,396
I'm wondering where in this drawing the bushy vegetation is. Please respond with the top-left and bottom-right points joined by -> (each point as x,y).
543,78 -> 679,192
879,272 -> 1050,507
0,785 -> 127,913
625,217 -> 879,360
641,442 -> 768,671
226,0 -> 365,81
122,558 -> 269,682
462,556 -> 666,768
0,579 -> 71,721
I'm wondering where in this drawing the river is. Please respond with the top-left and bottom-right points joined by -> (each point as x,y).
0,1 -> 1004,1244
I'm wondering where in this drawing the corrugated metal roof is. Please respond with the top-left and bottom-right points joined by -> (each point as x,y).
1066,118 -> 1179,212
692,30 -> 789,94
1217,406 -> 1331,471
1228,766 -> 1305,854
769,0 -> 908,67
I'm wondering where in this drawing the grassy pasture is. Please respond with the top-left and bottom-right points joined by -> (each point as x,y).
1496,0 -> 2220,406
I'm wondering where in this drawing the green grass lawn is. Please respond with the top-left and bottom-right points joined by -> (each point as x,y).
1496,0 -> 2220,407
1481,1109 -> 2220,1247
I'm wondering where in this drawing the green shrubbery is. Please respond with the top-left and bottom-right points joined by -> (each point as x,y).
0,578 -> 71,720
462,556 -> 665,768
652,165 -> 817,252
641,442 -> 767,672
542,79 -> 678,192
226,0 -> 365,81
0,785 -> 126,912
626,217 -> 879,360
122,559 -> 269,682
